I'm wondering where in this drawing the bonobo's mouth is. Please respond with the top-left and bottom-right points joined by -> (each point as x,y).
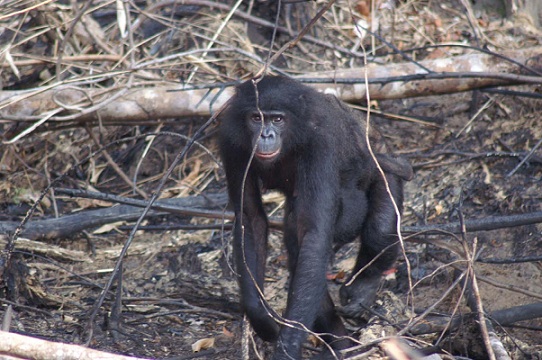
255,150 -> 280,161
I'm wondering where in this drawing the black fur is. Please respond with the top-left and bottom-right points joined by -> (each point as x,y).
218,76 -> 412,360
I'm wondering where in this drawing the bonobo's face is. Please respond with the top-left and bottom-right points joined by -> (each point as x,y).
247,110 -> 285,163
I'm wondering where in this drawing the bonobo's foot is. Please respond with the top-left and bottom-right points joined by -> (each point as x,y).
338,275 -> 382,318
271,336 -> 302,360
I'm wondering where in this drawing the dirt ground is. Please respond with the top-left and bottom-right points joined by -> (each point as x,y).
0,1 -> 541,359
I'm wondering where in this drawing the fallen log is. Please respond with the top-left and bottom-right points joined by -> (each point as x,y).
0,47 -> 540,131
299,46 -> 542,101
3,188 -> 541,242
0,192 -> 227,240
402,211 -> 542,234
407,302 -> 542,336
0,330 -> 149,360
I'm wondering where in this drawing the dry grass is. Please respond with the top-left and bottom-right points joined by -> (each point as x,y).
0,1 -> 541,359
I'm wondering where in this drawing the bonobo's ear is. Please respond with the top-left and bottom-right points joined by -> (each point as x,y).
375,154 -> 414,181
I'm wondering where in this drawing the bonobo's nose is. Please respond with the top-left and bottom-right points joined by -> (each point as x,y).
262,127 -> 275,139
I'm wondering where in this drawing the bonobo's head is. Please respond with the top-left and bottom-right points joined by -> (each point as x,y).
220,76 -> 313,164
246,109 -> 285,162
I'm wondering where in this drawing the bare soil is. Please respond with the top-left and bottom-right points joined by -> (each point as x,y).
0,1 -> 541,359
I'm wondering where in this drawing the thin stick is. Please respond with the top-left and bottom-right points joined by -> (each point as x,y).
507,137 -> 542,177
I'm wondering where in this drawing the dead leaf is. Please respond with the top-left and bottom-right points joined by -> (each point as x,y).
356,0 -> 371,17
93,221 -> 124,234
307,334 -> 321,348
222,327 -> 234,338
192,337 -> 215,352
326,270 -> 346,281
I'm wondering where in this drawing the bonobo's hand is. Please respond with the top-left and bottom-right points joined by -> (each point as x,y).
338,275 -> 382,318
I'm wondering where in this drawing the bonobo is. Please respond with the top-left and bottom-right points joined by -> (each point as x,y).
218,76 -> 412,359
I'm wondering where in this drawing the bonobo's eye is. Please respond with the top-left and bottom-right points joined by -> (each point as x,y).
272,115 -> 284,123
251,113 -> 262,123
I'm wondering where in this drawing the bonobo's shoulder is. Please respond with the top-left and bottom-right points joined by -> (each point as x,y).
322,92 -> 363,119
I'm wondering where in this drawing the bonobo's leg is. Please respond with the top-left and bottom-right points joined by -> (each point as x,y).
232,174 -> 280,341
280,199 -> 351,358
340,173 -> 403,317
313,293 -> 352,354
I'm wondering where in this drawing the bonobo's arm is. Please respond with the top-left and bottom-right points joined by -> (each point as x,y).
273,160 -> 338,360
225,163 -> 280,341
